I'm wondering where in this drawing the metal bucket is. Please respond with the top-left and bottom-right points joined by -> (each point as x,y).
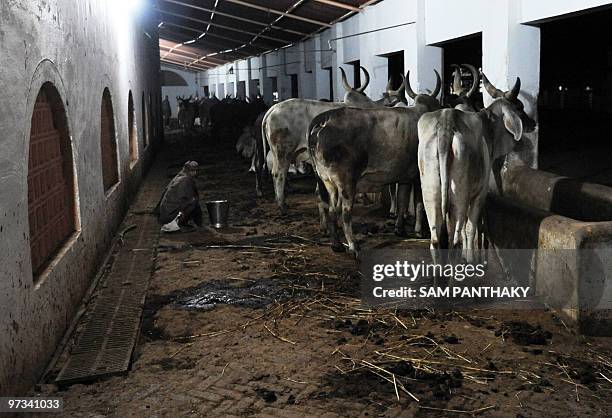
206,200 -> 230,228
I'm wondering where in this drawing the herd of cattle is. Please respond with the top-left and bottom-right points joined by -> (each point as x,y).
174,94 -> 268,140
230,65 -> 536,259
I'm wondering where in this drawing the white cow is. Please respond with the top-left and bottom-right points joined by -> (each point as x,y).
417,73 -> 536,262
261,68 -> 405,214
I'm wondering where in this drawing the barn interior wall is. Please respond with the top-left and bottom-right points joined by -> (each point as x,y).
160,65 -> 199,118
199,0 -> 610,162
0,0 -> 161,396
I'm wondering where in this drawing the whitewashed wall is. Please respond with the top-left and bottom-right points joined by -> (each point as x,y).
160,65 -> 199,117
199,0 -> 612,163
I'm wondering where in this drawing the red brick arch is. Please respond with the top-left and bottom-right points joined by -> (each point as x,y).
128,91 -> 138,162
27,82 -> 76,277
100,88 -> 119,191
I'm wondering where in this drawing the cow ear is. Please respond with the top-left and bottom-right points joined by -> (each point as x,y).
502,107 -> 523,141
293,147 -> 307,160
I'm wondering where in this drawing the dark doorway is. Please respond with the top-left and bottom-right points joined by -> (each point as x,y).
386,52 -> 404,90
290,74 -> 299,98
203,85 -> 210,97
538,8 -> 612,185
268,77 -> 278,102
326,67 -> 334,101
348,60 -> 361,89
440,33 -> 482,107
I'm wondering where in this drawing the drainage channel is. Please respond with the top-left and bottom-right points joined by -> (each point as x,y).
55,213 -> 160,385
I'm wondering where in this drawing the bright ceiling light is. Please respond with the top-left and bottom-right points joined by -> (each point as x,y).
112,0 -> 144,15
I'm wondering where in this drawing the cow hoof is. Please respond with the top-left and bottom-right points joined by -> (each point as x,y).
278,205 -> 288,215
331,243 -> 346,253
415,230 -> 423,239
394,227 -> 407,238
256,191 -> 263,198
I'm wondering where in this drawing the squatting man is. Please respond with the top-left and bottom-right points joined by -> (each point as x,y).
154,160 -> 203,232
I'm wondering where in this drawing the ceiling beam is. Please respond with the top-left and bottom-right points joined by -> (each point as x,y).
154,8 -> 293,44
224,0 -> 332,28
159,44 -> 227,63
160,0 -> 307,36
163,50 -> 217,64
161,61 -> 203,73
314,0 -> 359,12
161,57 -> 212,71
160,22 -> 272,52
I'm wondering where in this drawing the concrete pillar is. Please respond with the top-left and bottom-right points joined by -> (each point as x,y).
332,25 -> 343,101
314,35 -> 332,101
414,0 -> 443,103
300,42 -> 316,99
260,55 -> 274,104
483,0 -> 540,168
362,54 -> 387,101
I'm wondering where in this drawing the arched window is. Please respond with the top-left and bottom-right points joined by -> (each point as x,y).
148,92 -> 153,146
28,82 -> 76,278
128,91 -> 137,162
141,91 -> 148,148
100,88 -> 119,191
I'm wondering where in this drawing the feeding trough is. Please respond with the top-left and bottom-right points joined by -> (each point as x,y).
206,200 -> 230,228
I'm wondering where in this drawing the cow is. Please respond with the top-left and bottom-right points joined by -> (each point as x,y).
308,70 -> 442,256
210,95 -> 268,140
177,96 -> 197,132
262,68 -> 406,214
340,67 -> 405,107
417,73 -> 536,263
198,94 -> 219,130
385,64 -> 481,219
447,64 -> 481,111
236,112 -> 267,197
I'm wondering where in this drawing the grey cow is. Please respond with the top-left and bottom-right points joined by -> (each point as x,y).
417,73 -> 536,263
308,71 -> 442,256
261,67 -> 406,214
236,112 -> 267,197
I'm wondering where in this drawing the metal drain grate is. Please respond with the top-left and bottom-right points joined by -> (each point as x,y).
55,216 -> 159,385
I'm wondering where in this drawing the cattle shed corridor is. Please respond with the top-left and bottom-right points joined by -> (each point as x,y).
1,0 -> 612,416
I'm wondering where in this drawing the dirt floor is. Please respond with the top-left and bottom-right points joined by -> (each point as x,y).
34,132 -> 611,417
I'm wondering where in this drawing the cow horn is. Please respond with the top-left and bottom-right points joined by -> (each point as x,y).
481,72 -> 504,99
451,64 -> 463,95
395,73 -> 406,96
505,77 -> 521,101
403,70 -> 417,99
462,64 -> 480,98
340,67 -> 353,92
431,70 -> 442,98
358,66 -> 370,93
386,77 -> 393,92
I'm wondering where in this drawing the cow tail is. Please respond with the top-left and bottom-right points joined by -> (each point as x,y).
437,113 -> 454,227
308,115 -> 329,205
261,114 -> 270,172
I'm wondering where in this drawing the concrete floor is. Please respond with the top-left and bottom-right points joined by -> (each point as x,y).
34,133 -> 612,417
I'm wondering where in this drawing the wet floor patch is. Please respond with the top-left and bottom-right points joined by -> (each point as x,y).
141,275 -> 316,341
174,277 -> 310,310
